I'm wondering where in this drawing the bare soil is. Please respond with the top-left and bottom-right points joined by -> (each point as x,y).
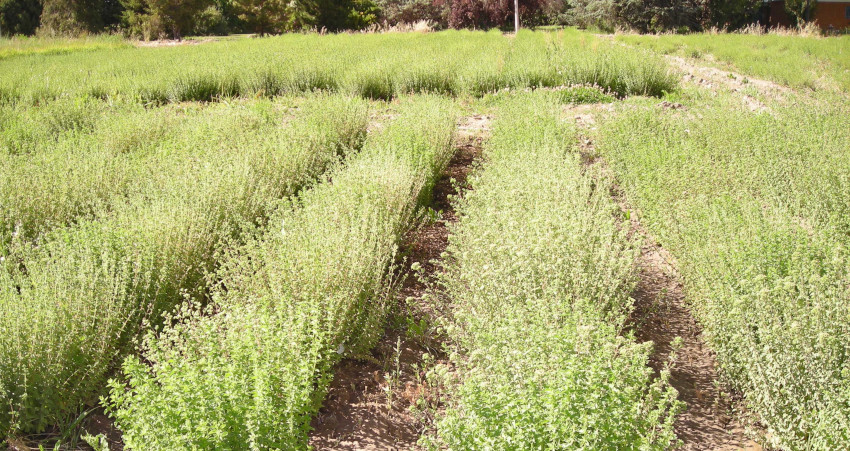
629,232 -> 762,451
133,38 -> 213,48
6,411 -> 123,451
665,55 -> 790,113
308,115 -> 489,450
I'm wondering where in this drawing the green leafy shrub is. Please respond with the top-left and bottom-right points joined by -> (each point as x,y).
0,29 -> 676,104
349,69 -> 396,100
617,33 -> 850,92
105,96 -> 457,449
0,95 -> 369,437
598,90 -> 850,449
556,85 -> 615,104
429,94 -> 681,449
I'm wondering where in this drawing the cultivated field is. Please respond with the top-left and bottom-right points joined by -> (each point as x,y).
0,28 -> 848,450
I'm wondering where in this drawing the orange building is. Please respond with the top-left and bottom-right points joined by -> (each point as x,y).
764,0 -> 850,30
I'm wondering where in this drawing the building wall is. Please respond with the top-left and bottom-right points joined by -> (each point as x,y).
816,2 -> 850,29
766,1 -> 850,30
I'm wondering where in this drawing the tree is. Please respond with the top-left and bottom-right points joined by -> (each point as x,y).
567,0 -> 706,32
445,0 -> 544,29
374,0 -> 446,27
704,0 -> 760,29
231,0 -> 315,35
101,0 -> 124,29
213,0 -> 242,34
119,0 -> 212,39
0,0 -> 43,36
314,0 -> 379,31
192,4 -> 226,35
539,0 -> 571,25
784,0 -> 816,24
567,0 -> 615,30
39,0 -> 107,35
614,0 -> 704,32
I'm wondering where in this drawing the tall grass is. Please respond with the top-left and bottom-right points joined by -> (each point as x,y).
0,94 -> 369,437
617,32 -> 850,92
0,96 -> 110,154
428,93 -> 680,449
598,89 -> 850,449
0,100 -> 251,253
105,96 -> 457,449
0,34 -> 129,60
0,29 -> 676,104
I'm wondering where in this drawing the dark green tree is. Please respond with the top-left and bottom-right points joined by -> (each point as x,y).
705,0 -> 760,29
101,0 -> 124,29
39,0 -> 106,34
315,0 -> 379,30
374,0 -> 446,26
567,0 -> 706,32
0,0 -> 43,35
784,0 -> 816,24
213,0 -> 242,33
119,0 -> 212,39
232,0 -> 315,35
614,0 -> 704,32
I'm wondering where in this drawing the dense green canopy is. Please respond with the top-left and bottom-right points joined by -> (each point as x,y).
0,0 -> 769,39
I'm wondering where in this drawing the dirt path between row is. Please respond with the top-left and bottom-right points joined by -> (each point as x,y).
572,105 -> 761,451
665,55 -> 790,113
308,115 -> 490,450
606,35 -> 789,113
629,229 -> 761,451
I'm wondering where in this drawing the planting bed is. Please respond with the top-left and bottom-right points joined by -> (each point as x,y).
0,27 -> 847,451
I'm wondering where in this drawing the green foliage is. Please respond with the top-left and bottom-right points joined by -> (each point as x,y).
315,0 -> 380,31
566,0 -> 617,30
231,0 -> 315,35
618,32 -> 850,92
0,95 -> 369,437
0,29 -> 676,103
105,96 -> 457,450
598,90 -> 850,449
374,0 -> 446,26
567,0 -> 760,31
39,0 -> 110,35
429,93 -> 681,449
568,0 -> 704,32
784,0 -> 817,25
191,4 -> 226,35
0,0 -> 783,35
555,84 -> 615,103
616,0 -> 704,32
706,0 -> 762,29
0,0 -> 43,36
119,0 -> 213,39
